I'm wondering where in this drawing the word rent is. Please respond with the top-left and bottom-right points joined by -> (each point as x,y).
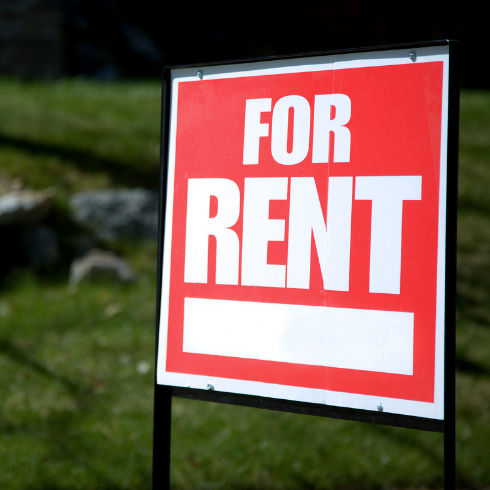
184,94 -> 422,295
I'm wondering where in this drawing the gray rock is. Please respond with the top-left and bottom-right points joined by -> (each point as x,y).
69,249 -> 136,285
69,189 -> 159,242
0,190 -> 54,225
21,226 -> 60,268
0,174 -> 23,194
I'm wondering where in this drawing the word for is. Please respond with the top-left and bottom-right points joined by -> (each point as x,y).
243,95 -> 351,166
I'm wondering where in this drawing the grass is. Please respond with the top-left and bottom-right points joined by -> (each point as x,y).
1,79 -> 490,489
0,78 -> 161,199
0,243 -> 158,489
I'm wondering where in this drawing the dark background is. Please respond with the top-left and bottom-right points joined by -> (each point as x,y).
62,0 -> 483,87
0,0 -> 485,86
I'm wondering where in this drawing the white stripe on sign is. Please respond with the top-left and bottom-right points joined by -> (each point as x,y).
183,298 -> 414,375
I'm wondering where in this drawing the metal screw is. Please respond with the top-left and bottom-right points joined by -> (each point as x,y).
377,403 -> 383,412
207,383 -> 214,391
409,52 -> 416,62
197,71 -> 203,79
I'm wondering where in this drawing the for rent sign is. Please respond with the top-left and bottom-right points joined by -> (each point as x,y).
157,45 -> 453,421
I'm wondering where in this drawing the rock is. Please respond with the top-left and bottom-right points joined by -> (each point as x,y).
69,189 -> 159,242
21,225 -> 60,268
0,190 -> 54,226
69,249 -> 136,285
0,174 -> 23,194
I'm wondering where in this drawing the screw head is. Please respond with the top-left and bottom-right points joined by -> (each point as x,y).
207,383 -> 214,391
377,403 -> 383,412
197,70 -> 203,79
409,51 -> 416,62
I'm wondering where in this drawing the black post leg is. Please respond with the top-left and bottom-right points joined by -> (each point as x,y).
444,405 -> 455,490
152,385 -> 172,490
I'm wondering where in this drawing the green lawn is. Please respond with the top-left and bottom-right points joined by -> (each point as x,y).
1,79 -> 490,489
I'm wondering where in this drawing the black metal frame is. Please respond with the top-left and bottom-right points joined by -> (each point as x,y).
443,39 -> 460,490
152,39 -> 460,490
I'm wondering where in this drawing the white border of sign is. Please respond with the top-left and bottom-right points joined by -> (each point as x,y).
157,44 -> 450,422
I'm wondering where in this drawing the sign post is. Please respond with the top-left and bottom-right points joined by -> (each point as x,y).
153,40 -> 459,489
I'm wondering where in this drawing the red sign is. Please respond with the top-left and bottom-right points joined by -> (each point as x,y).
158,47 -> 450,420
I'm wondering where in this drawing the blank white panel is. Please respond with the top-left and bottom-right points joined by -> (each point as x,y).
183,298 -> 414,375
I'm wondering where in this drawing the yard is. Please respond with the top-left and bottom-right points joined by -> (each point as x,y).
0,79 -> 489,489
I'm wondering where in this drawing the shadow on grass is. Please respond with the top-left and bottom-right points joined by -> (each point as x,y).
457,290 -> 490,328
0,337 -> 90,397
455,357 -> 490,376
456,248 -> 490,330
0,133 -> 159,189
0,337 -> 151,488
38,410 -> 147,490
